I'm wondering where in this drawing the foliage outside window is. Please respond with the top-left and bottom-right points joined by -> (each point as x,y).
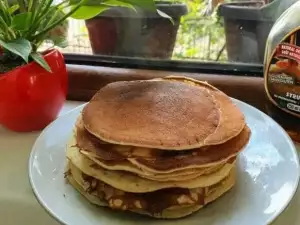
173,0 -> 226,61
42,0 -> 227,62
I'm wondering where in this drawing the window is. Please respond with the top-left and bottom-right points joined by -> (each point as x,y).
42,0 -> 297,76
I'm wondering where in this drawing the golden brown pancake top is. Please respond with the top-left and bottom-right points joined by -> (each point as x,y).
82,80 -> 220,150
163,76 -> 246,145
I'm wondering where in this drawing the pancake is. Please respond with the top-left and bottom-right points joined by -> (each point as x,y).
73,119 -> 230,180
66,139 -> 235,193
162,76 -> 246,146
75,115 -> 249,172
80,149 -> 228,182
128,126 -> 250,173
66,76 -> 249,219
82,80 -> 221,150
66,161 -> 236,219
67,174 -> 203,219
74,120 -> 224,176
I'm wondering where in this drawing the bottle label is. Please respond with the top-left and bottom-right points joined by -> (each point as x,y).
265,30 -> 300,118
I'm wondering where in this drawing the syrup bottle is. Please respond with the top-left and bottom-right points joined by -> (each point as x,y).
264,1 -> 300,143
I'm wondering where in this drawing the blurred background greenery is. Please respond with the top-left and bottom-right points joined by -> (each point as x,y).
173,0 -> 227,61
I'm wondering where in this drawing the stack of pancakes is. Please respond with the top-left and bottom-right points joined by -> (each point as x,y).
65,76 -> 251,219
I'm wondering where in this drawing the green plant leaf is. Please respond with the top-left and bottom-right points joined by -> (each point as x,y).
11,12 -> 33,31
0,1 -> 12,24
70,5 -> 110,19
157,9 -> 174,24
8,4 -> 19,14
0,38 -> 32,62
70,0 -> 156,10
55,39 -> 68,48
69,0 -> 99,5
47,35 -> 69,48
117,0 -> 156,11
30,52 -> 52,72
17,0 -> 27,12
103,0 -> 135,10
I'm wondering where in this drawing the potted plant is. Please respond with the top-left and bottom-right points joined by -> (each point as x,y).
218,0 -> 298,63
0,0 -> 165,132
84,0 -> 188,59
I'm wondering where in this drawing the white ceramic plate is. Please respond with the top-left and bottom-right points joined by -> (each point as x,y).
29,99 -> 299,225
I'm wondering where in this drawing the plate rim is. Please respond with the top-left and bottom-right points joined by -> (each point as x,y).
28,103 -> 86,225
28,99 -> 300,225
233,99 -> 300,225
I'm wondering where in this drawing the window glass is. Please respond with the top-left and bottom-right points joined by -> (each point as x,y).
41,0 -> 298,66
